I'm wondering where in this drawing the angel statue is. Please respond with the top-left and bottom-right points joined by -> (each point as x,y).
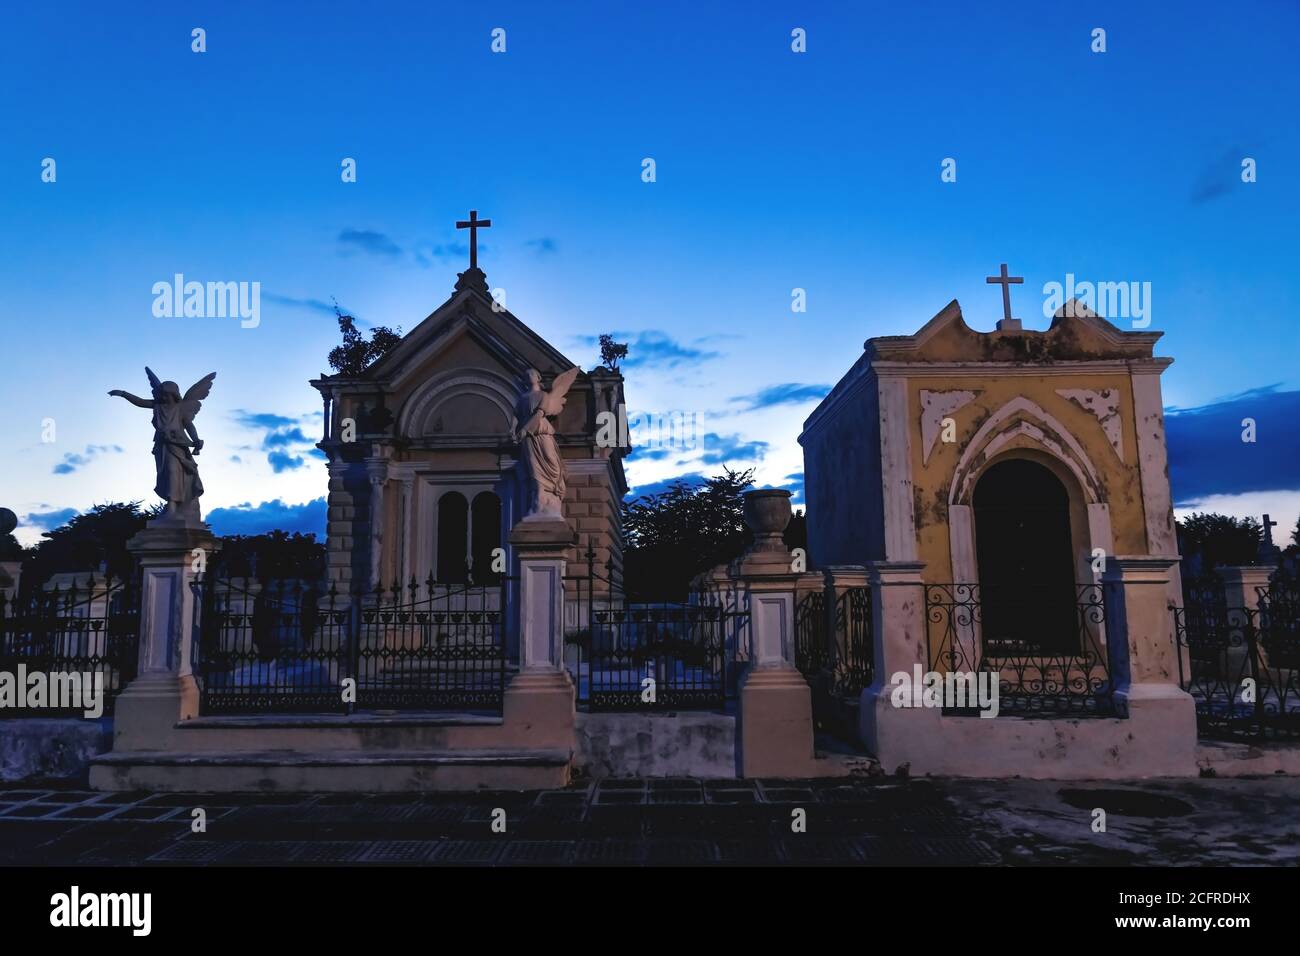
514,366 -> 580,519
108,368 -> 217,523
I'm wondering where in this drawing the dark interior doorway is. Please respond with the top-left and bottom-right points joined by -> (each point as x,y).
973,458 -> 1078,655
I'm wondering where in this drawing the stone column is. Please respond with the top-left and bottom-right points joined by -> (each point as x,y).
112,522 -> 220,751
1100,556 -> 1196,770
1216,565 -> 1272,611
735,490 -> 816,778
503,513 -> 577,751
857,560 -> 931,771
365,461 -> 387,590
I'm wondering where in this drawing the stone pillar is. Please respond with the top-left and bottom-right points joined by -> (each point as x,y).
857,561 -> 931,770
1100,556 -> 1196,769
112,523 -> 220,751
503,514 -> 577,752
365,461 -> 387,589
1216,565 -> 1272,611
735,490 -> 816,778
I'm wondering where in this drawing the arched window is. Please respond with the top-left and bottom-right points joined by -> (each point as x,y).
471,492 -> 503,584
973,458 -> 1077,655
436,492 -> 469,584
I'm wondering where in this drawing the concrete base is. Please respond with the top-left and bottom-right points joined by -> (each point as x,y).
111,674 -> 199,751
0,718 -> 113,784
860,681 -> 1199,779
89,748 -> 570,792
737,665 -> 817,778
502,667 -> 577,751
576,711 -> 737,778
1196,740 -> 1300,777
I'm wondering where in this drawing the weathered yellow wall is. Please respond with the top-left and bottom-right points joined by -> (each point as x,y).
908,372 -> 1150,583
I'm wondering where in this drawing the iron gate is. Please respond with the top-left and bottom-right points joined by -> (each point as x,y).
564,548 -> 734,710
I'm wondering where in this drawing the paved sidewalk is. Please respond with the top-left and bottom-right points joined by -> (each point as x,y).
1,775 -> 1297,866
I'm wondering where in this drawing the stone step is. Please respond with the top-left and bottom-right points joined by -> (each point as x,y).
89,746 -> 571,792
167,711 -> 514,753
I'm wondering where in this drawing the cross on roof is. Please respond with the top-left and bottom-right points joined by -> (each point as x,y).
455,209 -> 492,271
986,263 -> 1024,330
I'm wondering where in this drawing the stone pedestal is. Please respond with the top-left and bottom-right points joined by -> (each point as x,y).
113,521 -> 220,751
504,515 -> 577,752
735,490 -> 816,778
1216,565 -> 1272,611
857,561 -> 928,768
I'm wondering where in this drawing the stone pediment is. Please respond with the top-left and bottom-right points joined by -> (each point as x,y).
867,299 -> 1163,364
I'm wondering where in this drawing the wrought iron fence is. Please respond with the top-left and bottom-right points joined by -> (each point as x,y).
0,575 -> 140,716
924,583 -> 1119,717
1173,601 -> 1300,742
795,586 -> 873,698
564,547 -> 733,710
192,574 -> 508,715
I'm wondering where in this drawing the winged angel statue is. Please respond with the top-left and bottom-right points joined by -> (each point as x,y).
109,368 -> 217,522
514,366 -> 580,519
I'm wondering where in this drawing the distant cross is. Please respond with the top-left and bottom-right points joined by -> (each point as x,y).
986,263 -> 1024,328
1263,513 -> 1278,548
455,209 -> 492,270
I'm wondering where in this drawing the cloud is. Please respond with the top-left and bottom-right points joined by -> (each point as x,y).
263,427 -> 312,449
262,293 -> 350,317
267,450 -> 306,473
1166,385 -> 1300,503
338,228 -> 403,258
700,432 -> 768,465
579,331 -> 721,369
1190,147 -> 1248,205
525,237 -> 558,255
730,383 -> 830,412
52,444 -> 123,475
414,241 -> 471,268
22,507 -> 78,531
780,471 -> 805,502
627,474 -> 708,501
232,410 -> 298,430
205,498 -> 328,538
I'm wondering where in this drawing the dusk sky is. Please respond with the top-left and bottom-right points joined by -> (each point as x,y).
2,0 -> 1297,546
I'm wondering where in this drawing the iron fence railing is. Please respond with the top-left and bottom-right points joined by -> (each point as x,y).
0,575 -> 140,716
924,583 -> 1120,717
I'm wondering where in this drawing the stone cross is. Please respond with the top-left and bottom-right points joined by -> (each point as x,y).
456,209 -> 492,270
986,263 -> 1024,330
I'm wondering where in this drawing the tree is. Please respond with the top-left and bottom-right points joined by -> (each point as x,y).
622,468 -> 781,600
215,531 -> 326,581
20,502 -> 158,593
1177,512 -> 1264,572
598,333 -> 628,372
327,302 -> 402,376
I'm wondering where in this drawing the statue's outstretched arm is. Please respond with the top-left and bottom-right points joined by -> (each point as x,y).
108,390 -> 154,409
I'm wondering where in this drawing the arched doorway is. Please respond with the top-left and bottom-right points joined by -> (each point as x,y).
973,458 -> 1078,655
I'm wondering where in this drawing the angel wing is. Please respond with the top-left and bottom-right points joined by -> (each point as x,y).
179,372 -> 217,421
145,367 -> 162,392
540,366 -> 580,417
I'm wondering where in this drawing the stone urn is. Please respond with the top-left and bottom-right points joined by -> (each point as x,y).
742,489 -> 793,554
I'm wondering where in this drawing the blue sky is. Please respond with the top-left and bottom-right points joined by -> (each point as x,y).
2,1 -> 1298,545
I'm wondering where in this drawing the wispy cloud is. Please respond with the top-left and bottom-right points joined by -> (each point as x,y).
205,498 -> 327,538
578,331 -> 721,370
262,293 -> 348,317
231,410 -> 323,472
267,450 -> 306,473
525,237 -> 558,255
414,241 -> 471,268
23,507 -> 78,531
338,228 -> 403,258
730,383 -> 830,412
700,432 -> 768,465
1190,146 -> 1248,205
627,473 -> 708,501
52,444 -> 123,475
232,410 -> 298,430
